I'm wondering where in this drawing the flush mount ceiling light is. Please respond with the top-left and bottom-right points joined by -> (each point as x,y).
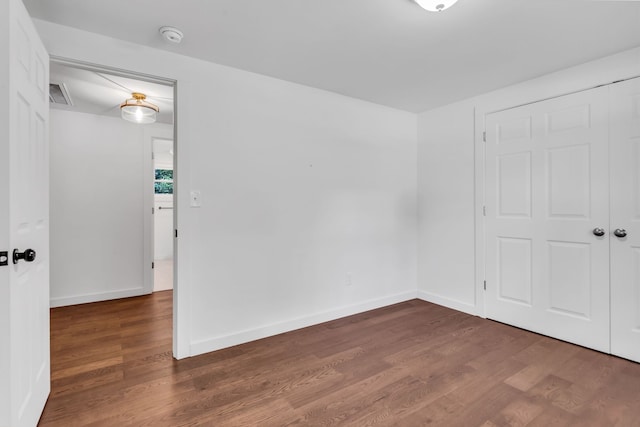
414,0 -> 458,12
159,26 -> 184,44
120,93 -> 159,124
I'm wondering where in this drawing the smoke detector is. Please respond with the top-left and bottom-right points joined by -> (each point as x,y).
414,0 -> 458,12
159,26 -> 184,44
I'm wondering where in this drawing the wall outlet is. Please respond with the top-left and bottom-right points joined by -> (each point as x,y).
346,272 -> 352,286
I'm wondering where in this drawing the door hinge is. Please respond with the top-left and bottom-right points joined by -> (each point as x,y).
483,131 -> 486,142
0,251 -> 7,267
152,207 -> 155,214
152,262 -> 155,269
483,206 -> 486,216
483,280 -> 487,291
175,229 -> 178,238
152,152 -> 155,160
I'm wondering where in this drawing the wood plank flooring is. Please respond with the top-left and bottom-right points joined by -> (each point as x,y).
40,292 -> 640,426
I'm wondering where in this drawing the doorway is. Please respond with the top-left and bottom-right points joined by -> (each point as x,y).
48,58 -> 176,316
152,137 -> 175,292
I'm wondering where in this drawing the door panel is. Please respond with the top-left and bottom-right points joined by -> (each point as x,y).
547,144 -> 590,218
497,152 -> 532,217
485,87 -> 610,353
496,115 -> 532,144
545,103 -> 590,134
547,241 -> 591,318
497,237 -> 533,305
1,0 -> 50,425
611,77 -> 640,363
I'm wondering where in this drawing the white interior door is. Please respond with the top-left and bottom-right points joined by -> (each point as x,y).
0,0 -> 50,426
484,87 -> 610,353
610,77 -> 640,362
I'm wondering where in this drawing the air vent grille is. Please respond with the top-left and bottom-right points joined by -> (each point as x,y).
49,83 -> 73,105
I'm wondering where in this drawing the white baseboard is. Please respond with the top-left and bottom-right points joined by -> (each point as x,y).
50,287 -> 147,308
189,290 -> 418,357
417,290 -> 477,316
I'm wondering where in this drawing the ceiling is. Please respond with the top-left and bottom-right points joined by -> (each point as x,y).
49,62 -> 174,124
25,0 -> 640,113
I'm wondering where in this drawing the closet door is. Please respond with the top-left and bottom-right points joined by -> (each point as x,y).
610,77 -> 640,363
484,86 -> 610,353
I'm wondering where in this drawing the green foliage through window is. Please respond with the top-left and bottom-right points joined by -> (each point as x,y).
155,169 -> 173,180
154,182 -> 173,194
155,169 -> 173,194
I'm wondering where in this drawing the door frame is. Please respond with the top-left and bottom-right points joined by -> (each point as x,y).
474,70 -> 640,319
49,56 -> 180,352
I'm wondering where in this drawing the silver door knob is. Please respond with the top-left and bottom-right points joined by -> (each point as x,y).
614,228 -> 627,238
593,227 -> 605,237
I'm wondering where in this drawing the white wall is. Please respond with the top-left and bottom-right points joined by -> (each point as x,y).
35,20 -> 418,358
417,100 -> 476,313
49,108 -> 172,306
417,46 -> 640,316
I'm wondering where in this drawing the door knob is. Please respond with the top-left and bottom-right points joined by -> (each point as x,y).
593,227 -> 606,237
12,248 -> 36,264
614,228 -> 627,238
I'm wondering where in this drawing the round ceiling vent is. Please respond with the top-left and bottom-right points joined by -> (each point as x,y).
159,26 -> 184,44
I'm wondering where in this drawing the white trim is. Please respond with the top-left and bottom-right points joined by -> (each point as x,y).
417,290 -> 477,316
50,287 -> 145,308
474,108 -> 486,318
190,290 -> 418,356
143,130 -> 154,295
50,55 -> 175,87
173,81 -> 190,359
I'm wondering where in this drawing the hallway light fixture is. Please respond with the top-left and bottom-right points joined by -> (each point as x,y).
120,92 -> 159,124
414,0 -> 458,12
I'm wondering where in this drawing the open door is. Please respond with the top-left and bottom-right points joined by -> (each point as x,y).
0,0 -> 51,425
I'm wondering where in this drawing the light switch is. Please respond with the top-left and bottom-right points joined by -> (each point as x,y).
190,190 -> 202,207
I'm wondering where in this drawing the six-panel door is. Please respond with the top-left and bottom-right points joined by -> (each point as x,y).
1,0 -> 51,425
610,77 -> 640,363
484,87 -> 611,353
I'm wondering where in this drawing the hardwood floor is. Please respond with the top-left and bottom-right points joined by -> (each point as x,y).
40,292 -> 640,426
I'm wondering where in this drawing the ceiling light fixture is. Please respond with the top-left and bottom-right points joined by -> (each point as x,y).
120,93 -> 159,124
159,26 -> 184,44
414,0 -> 458,12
